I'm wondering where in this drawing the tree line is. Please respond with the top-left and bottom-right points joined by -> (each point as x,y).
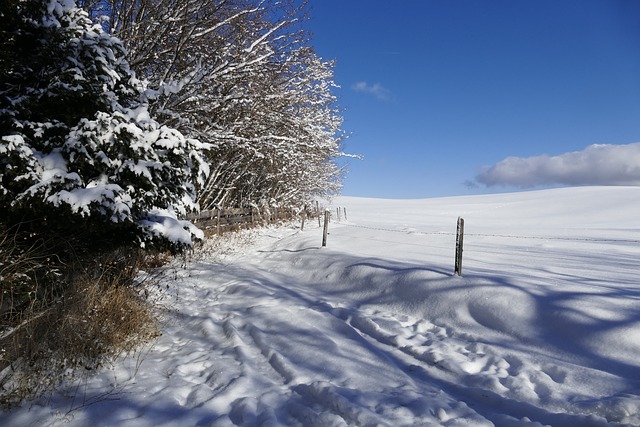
81,0 -> 349,211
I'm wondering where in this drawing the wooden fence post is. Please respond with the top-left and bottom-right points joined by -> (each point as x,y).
336,207 -> 341,222
343,207 -> 347,221
216,209 -> 221,235
455,217 -> 465,276
301,205 -> 306,231
322,210 -> 330,247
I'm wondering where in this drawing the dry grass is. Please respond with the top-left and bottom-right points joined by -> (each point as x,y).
0,249 -> 161,408
192,227 -> 260,263
0,225 -> 62,326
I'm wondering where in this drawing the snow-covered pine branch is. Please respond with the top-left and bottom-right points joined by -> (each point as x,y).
0,0 -> 209,249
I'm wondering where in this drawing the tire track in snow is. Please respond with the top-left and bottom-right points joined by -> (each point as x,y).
148,273 -> 301,424
207,275 -> 396,426
206,272 -> 489,426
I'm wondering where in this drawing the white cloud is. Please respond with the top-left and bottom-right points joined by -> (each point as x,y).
351,81 -> 391,100
476,142 -> 640,188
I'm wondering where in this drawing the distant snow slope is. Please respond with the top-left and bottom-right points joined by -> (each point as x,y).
2,187 -> 639,426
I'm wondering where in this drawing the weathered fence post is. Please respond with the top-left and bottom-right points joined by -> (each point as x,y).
216,209 -> 222,235
322,210 -> 330,247
455,217 -> 465,276
336,207 -> 341,222
301,205 -> 306,231
343,207 -> 347,221
317,202 -> 321,227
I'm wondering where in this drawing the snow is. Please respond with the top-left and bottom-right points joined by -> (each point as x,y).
139,209 -> 205,245
2,186 -> 640,426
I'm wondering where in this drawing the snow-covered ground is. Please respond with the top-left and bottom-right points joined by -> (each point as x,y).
3,186 -> 640,426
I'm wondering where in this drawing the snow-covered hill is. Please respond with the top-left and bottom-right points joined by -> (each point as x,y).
3,187 -> 640,426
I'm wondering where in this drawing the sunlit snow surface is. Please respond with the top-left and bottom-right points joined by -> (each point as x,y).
3,187 -> 640,426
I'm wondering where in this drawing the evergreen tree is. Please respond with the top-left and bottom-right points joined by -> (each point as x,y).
0,0 -> 209,250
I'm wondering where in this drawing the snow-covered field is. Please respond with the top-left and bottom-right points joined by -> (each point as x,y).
3,186 -> 640,426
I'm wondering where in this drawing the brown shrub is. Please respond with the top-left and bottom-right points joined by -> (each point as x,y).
0,249 -> 161,408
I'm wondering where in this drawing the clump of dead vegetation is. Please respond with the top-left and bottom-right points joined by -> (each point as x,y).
0,225 -> 163,408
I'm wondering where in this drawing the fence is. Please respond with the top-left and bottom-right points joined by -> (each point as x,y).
188,206 -> 320,235
322,207 -> 640,277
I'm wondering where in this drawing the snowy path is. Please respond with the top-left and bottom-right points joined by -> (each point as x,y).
2,187 -> 640,426
150,256 -> 492,426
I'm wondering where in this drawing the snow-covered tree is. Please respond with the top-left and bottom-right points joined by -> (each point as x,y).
81,0 -> 351,209
199,45 -> 348,209
0,0 -> 209,250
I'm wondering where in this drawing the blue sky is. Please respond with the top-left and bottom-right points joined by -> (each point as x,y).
307,0 -> 640,198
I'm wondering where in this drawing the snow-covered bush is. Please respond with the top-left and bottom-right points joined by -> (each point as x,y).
0,0 -> 209,250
